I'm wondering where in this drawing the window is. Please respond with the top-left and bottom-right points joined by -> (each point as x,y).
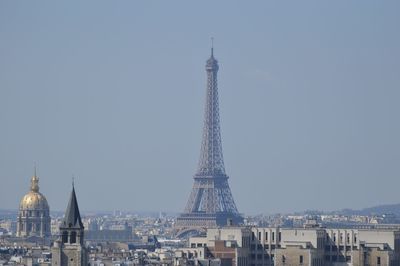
299,255 -> 303,264
347,233 -> 350,243
258,232 -> 261,240
252,232 -> 255,241
354,234 -> 357,243
346,256 -> 351,262
62,231 -> 68,243
377,256 -> 381,265
272,232 -> 275,241
278,232 -> 281,241
282,255 -> 285,263
265,232 -> 268,241
333,233 -> 336,242
70,231 -> 77,244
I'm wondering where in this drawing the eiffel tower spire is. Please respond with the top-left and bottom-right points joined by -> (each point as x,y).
176,46 -> 243,237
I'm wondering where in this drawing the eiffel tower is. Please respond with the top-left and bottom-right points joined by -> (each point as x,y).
175,47 -> 243,236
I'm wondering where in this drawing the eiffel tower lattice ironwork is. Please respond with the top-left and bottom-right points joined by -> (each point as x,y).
176,47 -> 243,235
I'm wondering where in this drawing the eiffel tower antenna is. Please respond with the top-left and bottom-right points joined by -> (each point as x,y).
211,37 -> 214,56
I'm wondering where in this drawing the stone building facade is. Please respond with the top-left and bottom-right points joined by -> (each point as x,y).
187,226 -> 400,266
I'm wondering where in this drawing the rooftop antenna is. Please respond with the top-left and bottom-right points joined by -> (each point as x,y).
33,161 -> 37,177
72,175 -> 75,188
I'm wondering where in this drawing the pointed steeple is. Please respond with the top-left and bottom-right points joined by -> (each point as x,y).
61,183 -> 83,229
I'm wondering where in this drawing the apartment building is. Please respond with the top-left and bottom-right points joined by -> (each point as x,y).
187,226 -> 400,266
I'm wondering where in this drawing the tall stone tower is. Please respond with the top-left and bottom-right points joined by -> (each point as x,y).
52,184 -> 87,266
17,168 -> 51,238
175,47 -> 243,236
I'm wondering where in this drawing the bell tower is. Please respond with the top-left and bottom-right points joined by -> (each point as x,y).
52,184 -> 87,266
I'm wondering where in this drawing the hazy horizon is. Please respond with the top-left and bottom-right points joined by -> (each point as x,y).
1,1 -> 399,215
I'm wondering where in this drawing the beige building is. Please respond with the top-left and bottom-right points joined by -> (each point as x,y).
187,226 -> 400,266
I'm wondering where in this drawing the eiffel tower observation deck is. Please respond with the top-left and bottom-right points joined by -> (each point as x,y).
175,47 -> 243,237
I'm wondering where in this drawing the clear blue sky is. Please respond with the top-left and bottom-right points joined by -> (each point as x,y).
1,1 -> 399,214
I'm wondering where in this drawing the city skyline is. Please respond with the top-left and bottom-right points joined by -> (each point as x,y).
1,1 -> 400,214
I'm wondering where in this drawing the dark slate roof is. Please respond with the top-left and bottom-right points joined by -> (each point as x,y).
61,186 -> 83,229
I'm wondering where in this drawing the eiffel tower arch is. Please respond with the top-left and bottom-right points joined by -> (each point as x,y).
175,47 -> 243,237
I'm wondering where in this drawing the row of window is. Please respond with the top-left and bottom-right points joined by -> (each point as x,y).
325,245 -> 358,251
62,231 -> 78,244
250,253 -> 305,264
328,232 -> 357,244
281,255 -> 303,264
20,211 -> 49,217
252,231 -> 281,242
325,254 -> 381,264
324,255 -> 351,262
19,223 -> 48,232
250,244 -> 280,251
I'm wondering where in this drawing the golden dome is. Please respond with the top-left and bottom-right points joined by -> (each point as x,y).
20,191 -> 49,210
19,172 -> 49,211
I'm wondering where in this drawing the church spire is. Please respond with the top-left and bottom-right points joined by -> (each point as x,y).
61,183 -> 83,229
53,180 -> 88,265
